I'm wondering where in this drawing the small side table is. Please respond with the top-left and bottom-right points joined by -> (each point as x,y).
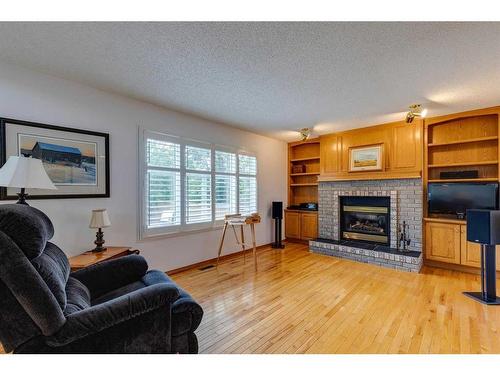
69,246 -> 140,272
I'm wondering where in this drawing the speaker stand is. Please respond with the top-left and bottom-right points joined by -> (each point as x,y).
463,244 -> 500,305
271,218 -> 285,249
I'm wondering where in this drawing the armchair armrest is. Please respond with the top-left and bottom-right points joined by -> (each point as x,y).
46,283 -> 180,347
71,255 -> 148,298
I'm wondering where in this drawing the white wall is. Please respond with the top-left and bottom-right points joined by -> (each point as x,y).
0,63 -> 288,271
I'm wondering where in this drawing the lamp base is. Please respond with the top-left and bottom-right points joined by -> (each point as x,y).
93,228 -> 106,253
92,246 -> 107,253
16,188 -> 29,205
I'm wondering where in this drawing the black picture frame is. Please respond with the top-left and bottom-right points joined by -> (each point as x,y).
0,117 -> 110,200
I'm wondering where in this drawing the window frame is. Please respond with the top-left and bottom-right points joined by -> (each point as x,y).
139,128 -> 258,240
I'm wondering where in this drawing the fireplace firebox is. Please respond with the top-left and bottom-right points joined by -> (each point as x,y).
339,196 -> 390,245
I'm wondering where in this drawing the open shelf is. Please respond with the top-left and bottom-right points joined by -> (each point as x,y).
288,139 -> 320,206
290,183 -> 318,187
290,172 -> 320,176
290,157 -> 320,163
428,160 -> 499,168
290,140 -> 320,146
428,135 -> 498,147
428,178 -> 498,183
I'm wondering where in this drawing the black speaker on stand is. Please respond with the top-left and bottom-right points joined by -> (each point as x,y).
464,209 -> 500,305
271,201 -> 285,249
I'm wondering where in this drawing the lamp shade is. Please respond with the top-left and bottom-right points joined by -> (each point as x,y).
89,209 -> 111,228
0,156 -> 57,190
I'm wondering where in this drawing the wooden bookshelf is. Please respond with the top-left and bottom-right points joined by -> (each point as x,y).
424,111 -> 500,184
423,107 -> 500,272
288,139 -> 320,207
286,139 -> 320,242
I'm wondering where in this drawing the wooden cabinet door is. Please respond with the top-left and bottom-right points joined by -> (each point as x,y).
320,134 -> 340,174
391,122 -> 420,170
460,225 -> 481,267
300,213 -> 318,240
285,211 -> 301,239
425,222 -> 461,264
460,225 -> 500,269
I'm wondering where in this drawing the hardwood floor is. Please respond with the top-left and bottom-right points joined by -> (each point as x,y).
172,242 -> 500,354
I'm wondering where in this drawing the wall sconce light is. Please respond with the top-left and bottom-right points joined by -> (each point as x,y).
299,128 -> 311,141
405,104 -> 428,123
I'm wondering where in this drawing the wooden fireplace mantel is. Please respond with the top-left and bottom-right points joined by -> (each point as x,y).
318,171 -> 422,182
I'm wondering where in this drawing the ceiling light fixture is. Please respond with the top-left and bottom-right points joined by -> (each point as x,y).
299,128 -> 311,141
405,104 -> 428,124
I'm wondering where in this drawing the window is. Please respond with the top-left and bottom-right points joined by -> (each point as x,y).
140,130 -> 258,238
238,154 -> 257,215
215,150 -> 237,220
145,138 -> 181,229
185,145 -> 212,224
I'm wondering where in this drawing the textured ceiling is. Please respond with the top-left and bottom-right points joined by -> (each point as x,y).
1,22 -> 500,140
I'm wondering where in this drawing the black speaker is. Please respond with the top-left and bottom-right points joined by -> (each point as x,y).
272,201 -> 283,219
440,170 -> 479,180
464,209 -> 500,305
467,209 -> 500,245
271,201 -> 284,249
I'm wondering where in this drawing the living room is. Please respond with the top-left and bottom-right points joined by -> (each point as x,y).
2,1 -> 500,373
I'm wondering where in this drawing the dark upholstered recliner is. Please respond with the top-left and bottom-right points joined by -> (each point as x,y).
0,204 -> 203,353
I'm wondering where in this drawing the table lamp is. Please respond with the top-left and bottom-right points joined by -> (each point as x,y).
89,209 -> 111,253
0,155 -> 57,204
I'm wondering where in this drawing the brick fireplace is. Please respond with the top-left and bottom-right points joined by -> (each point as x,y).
309,178 -> 423,272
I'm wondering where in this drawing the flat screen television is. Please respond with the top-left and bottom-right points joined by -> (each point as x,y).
428,182 -> 499,218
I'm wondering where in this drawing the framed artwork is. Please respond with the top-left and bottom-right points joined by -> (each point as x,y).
348,143 -> 384,172
0,118 -> 109,200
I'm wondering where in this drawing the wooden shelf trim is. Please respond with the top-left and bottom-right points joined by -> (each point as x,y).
318,173 -> 421,182
289,140 -> 320,147
290,157 -> 320,162
428,160 -> 499,168
428,135 -> 498,147
427,178 -> 498,183
290,183 -> 318,187
423,217 -> 466,225
290,172 -> 320,176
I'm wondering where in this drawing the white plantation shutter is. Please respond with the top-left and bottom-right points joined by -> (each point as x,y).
215,150 -> 237,219
239,176 -> 257,215
146,170 -> 181,227
145,138 -> 181,230
215,175 -> 237,219
185,144 -> 212,225
238,154 -> 257,215
140,129 -> 258,238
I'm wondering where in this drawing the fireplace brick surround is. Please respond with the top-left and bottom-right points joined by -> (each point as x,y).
310,178 -> 423,272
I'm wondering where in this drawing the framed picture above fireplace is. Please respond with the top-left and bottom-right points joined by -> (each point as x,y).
348,143 -> 384,172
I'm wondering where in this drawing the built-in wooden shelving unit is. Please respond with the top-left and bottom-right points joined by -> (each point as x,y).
288,139 -> 320,206
424,111 -> 500,186
422,107 -> 500,273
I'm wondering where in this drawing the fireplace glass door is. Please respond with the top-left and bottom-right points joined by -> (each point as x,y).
340,196 -> 390,244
